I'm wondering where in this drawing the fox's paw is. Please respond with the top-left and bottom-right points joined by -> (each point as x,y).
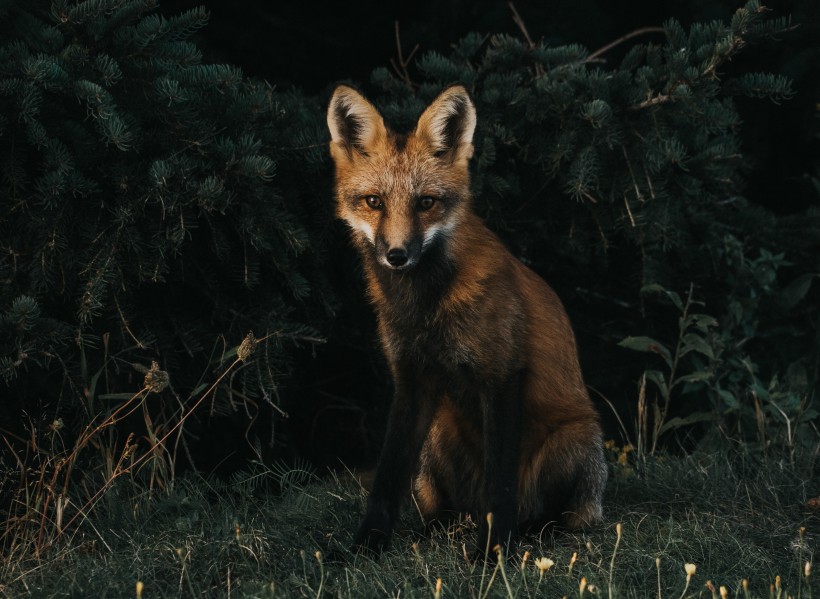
351,517 -> 392,557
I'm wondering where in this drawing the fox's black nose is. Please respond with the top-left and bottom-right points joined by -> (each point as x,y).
386,248 -> 408,267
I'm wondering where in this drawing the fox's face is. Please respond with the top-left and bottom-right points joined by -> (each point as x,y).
327,85 -> 476,270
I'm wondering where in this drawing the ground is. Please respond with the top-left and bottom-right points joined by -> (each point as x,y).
1,447 -> 816,598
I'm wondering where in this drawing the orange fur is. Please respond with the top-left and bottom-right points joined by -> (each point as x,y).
328,84 -> 606,554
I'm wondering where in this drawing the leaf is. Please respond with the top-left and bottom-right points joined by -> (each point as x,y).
681,313 -> 719,332
99,392 -> 138,401
659,411 -> 716,434
715,387 -> 739,411
644,369 -> 669,399
777,273 -> 818,311
641,284 -> 683,311
673,371 -> 712,386
680,333 -> 714,359
187,383 -> 208,400
618,336 -> 673,367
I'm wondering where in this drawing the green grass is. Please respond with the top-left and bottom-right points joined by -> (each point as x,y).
1,449 -> 816,598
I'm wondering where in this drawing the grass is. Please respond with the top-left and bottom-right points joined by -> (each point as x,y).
1,448 -> 816,598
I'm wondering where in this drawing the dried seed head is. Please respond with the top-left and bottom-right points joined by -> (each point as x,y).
238,331 -> 256,362
144,361 -> 169,393
521,550 -> 531,567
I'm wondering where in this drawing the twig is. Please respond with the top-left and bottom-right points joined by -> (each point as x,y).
508,1 -> 535,48
587,26 -> 664,62
389,21 -> 418,91
508,1 -> 544,77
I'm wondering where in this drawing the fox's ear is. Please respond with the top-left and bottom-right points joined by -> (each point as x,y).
327,85 -> 387,158
415,85 -> 476,163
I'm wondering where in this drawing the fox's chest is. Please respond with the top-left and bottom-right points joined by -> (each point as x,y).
378,301 -> 478,372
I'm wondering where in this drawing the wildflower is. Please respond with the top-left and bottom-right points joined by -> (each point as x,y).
705,580 -> 718,599
136,581 -> 144,598
805,561 -> 811,578
580,576 -> 588,598
568,551 -> 578,575
679,563 -> 697,599
534,557 -> 555,576
685,563 -> 697,579
434,578 -> 443,599
521,550 -> 531,568
720,586 -> 728,599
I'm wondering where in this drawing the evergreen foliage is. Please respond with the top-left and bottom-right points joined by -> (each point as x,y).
0,0 -> 330,471
367,0 -> 819,449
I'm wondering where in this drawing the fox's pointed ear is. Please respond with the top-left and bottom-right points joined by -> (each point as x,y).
327,85 -> 387,159
415,85 -> 476,163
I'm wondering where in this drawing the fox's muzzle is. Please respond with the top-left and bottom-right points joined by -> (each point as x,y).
376,237 -> 422,271
386,248 -> 409,267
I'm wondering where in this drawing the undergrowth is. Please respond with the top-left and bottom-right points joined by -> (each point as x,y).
1,448 -> 816,598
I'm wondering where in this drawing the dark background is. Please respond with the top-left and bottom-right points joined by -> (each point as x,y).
158,0 -> 820,470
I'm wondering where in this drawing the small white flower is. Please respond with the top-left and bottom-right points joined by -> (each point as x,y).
534,557 -> 555,575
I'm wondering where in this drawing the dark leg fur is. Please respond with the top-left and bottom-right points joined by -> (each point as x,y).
352,366 -> 436,554
518,423 -> 607,531
475,371 -> 524,557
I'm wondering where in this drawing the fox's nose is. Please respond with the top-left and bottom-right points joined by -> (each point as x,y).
386,247 -> 408,267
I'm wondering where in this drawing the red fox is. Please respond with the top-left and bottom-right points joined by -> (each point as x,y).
326,84 -> 607,555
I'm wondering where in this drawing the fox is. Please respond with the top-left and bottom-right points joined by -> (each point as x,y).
326,84 -> 607,556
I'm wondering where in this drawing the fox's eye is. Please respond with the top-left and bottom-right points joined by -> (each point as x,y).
418,196 -> 436,211
364,195 -> 383,210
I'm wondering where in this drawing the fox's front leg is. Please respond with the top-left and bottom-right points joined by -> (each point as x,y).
476,371 -> 525,559
353,367 -> 435,555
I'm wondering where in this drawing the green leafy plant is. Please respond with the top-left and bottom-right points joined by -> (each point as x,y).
619,284 -> 718,456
